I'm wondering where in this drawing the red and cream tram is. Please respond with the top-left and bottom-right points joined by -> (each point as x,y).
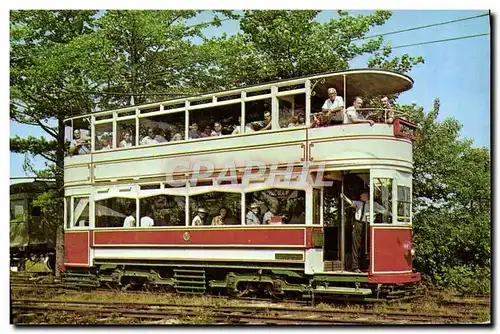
62,68 -> 420,300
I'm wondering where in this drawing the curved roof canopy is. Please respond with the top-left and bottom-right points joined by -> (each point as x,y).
311,68 -> 414,98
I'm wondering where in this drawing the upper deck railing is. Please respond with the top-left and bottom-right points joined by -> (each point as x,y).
64,69 -> 415,157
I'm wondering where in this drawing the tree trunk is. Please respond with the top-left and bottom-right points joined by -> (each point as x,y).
54,116 -> 66,277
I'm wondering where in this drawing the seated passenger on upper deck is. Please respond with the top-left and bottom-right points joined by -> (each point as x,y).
188,123 -> 201,139
259,111 -> 272,131
99,133 -> 112,150
344,96 -> 374,126
123,203 -> 136,227
69,129 -> 90,155
321,87 -> 345,125
140,127 -> 167,145
140,208 -> 155,227
119,130 -> 134,148
170,133 -> 183,142
210,122 -> 223,136
381,96 -> 395,124
200,125 -> 212,138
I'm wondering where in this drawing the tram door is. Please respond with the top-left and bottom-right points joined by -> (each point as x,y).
322,173 -> 369,272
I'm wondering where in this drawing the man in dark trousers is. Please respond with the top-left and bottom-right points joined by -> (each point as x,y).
342,190 -> 390,273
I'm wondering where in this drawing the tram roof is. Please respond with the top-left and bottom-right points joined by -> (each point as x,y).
66,68 -> 413,121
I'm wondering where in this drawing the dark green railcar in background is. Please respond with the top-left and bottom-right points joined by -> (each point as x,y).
10,181 -> 57,271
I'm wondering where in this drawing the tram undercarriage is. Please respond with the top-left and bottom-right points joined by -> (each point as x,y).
62,260 -> 422,302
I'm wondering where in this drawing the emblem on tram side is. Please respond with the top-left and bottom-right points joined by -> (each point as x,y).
183,231 -> 191,242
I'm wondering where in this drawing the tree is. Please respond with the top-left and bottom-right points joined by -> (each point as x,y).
197,10 -> 423,89
401,100 -> 491,293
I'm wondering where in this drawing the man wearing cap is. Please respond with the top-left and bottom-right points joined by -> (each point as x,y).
192,208 -> 208,226
342,190 -> 390,273
246,203 -> 261,225
381,96 -> 395,124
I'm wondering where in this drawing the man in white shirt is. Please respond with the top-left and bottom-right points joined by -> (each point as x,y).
246,203 -> 261,225
344,96 -> 374,126
321,87 -> 345,125
342,190 -> 390,273
140,207 -> 155,227
123,204 -> 136,227
192,208 -> 208,226
210,122 -> 223,136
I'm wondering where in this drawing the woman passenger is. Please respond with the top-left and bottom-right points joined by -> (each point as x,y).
212,207 -> 228,226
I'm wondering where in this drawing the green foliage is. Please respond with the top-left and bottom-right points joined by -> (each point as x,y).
403,99 -> 491,293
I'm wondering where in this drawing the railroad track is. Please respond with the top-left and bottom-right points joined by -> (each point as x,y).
11,298 -> 485,325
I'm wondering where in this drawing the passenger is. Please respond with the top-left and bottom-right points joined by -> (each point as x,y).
140,208 -> 155,227
381,96 -> 395,124
210,122 -> 223,136
342,190 -> 390,273
246,203 -> 261,225
344,96 -> 374,126
263,206 -> 276,224
287,113 -> 305,128
200,125 -> 212,138
99,133 -> 112,150
170,133 -> 183,142
188,123 -> 201,139
191,208 -> 208,226
259,111 -> 272,131
123,204 -> 136,227
140,127 -> 167,145
211,207 -> 228,226
119,130 -> 134,148
69,129 -> 90,155
232,117 -> 242,135
321,87 -> 345,125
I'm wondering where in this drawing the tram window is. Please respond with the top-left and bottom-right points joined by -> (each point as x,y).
65,197 -> 71,229
244,98 -> 272,133
139,112 -> 185,145
313,189 -> 321,225
95,197 -> 135,228
397,186 -> 411,223
245,189 -> 305,225
10,199 -> 25,221
139,195 -> 185,227
278,93 -> 305,129
68,118 -> 91,156
189,103 -> 240,138
373,178 -> 392,224
117,119 -> 136,148
189,192 -> 241,226
73,197 -> 89,227
95,122 -> 113,151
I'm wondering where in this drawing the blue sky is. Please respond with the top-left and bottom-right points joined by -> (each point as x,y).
9,10 -> 491,179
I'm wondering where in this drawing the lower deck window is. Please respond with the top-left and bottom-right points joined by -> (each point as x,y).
397,185 -> 411,223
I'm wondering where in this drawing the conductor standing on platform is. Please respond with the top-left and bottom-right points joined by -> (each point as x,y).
342,190 -> 390,273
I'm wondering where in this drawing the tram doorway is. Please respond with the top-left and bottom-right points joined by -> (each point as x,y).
322,171 -> 369,272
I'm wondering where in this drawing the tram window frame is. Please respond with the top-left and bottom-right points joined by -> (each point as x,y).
397,185 -> 411,224
72,196 -> 90,228
189,191 -> 242,227
94,197 -> 137,229
94,122 -> 113,152
372,178 -> 393,224
67,117 -> 91,156
138,194 -> 186,227
138,110 -> 185,145
245,188 -> 306,226
65,197 -> 71,229
188,101 -> 241,139
277,92 -> 306,129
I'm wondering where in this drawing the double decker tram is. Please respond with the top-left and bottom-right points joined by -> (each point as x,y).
62,68 -> 420,300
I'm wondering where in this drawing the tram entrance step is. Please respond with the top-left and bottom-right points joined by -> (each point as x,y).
174,268 -> 206,294
323,260 -> 343,272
